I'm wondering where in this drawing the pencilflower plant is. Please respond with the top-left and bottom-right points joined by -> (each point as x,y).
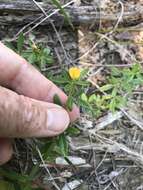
50,66 -> 89,111
4,34 -> 143,160
2,32 -> 143,190
50,63 -> 143,120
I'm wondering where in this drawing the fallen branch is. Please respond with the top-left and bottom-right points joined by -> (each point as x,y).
1,1 -> 143,26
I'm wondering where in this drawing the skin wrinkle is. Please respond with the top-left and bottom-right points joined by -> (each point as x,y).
0,85 -> 69,138
11,62 -> 54,101
14,95 -> 47,137
0,43 -> 22,87
0,89 -> 11,133
9,60 -> 28,89
10,62 -> 32,94
0,87 -> 19,136
42,82 -> 55,102
0,86 -> 46,137
16,95 -> 33,135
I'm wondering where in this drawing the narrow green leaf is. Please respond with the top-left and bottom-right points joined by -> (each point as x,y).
50,0 -> 73,29
112,88 -> 117,97
53,94 -> 62,106
5,42 -> 16,52
100,84 -> 113,92
111,67 -> 121,76
81,93 -> 88,102
28,53 -> 36,64
132,63 -> 141,74
29,165 -> 39,180
17,33 -> 24,54
80,68 -> 89,79
0,168 -> 29,183
66,127 -> 80,136
58,134 -> 68,157
102,95 -> 112,100
43,47 -> 50,55
109,98 -> 117,112
64,84 -> 72,92
66,97 -> 73,111
74,81 -> 89,86
88,94 -> 96,103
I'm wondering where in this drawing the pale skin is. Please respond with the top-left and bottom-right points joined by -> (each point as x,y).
0,42 -> 80,165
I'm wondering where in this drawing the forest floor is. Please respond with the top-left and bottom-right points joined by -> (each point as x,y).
1,0 -> 143,190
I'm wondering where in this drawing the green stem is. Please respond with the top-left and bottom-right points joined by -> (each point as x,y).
66,81 -> 75,111
69,81 -> 74,97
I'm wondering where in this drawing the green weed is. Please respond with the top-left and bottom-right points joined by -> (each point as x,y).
2,33 -> 143,190
50,0 -> 73,29
5,33 -> 53,69
81,64 -> 143,114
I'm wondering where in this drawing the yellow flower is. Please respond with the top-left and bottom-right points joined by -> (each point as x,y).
69,67 -> 81,80
32,43 -> 38,50
32,43 -> 40,52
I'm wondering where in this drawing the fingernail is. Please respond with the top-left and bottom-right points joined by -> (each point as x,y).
47,108 -> 70,132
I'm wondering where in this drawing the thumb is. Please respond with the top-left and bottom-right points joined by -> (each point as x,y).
0,86 -> 70,138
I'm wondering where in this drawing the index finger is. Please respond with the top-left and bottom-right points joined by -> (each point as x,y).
0,42 -> 80,121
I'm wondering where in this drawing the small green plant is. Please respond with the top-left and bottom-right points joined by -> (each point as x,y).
23,42 -> 53,69
0,165 -> 41,190
50,63 -> 143,118
5,33 -> 53,69
36,67 -> 88,161
81,63 -> 143,115
49,67 -> 89,111
40,126 -> 80,161
50,0 -> 73,29
3,33 -> 143,190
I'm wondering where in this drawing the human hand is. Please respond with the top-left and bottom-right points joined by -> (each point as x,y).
0,42 -> 80,165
